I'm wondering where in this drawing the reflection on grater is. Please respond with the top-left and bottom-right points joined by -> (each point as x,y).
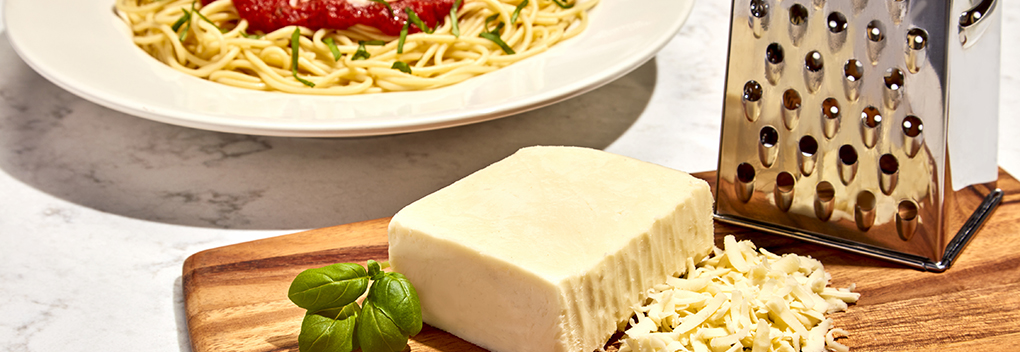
715,0 -> 1003,271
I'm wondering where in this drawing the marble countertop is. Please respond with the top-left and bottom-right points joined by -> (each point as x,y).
1,1 -> 1018,350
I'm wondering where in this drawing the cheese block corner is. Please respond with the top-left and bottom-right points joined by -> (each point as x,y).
388,146 -> 714,352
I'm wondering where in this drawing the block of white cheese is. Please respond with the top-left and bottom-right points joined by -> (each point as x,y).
387,146 -> 714,352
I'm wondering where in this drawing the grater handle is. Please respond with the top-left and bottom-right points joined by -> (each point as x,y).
959,0 -> 997,48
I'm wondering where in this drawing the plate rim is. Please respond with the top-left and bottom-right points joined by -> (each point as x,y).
4,0 -> 695,137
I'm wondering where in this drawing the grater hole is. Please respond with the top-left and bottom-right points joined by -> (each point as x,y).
855,190 -> 877,231
789,4 -> 808,25
880,154 -> 899,175
777,172 -> 795,193
737,162 -> 756,183
897,200 -> 918,241
827,12 -> 848,33
861,106 -> 882,149
880,153 -> 899,195
759,126 -> 780,167
857,191 -> 876,211
839,144 -> 859,184
775,171 -> 796,212
799,135 -> 818,156
766,43 -> 784,64
760,126 -> 779,147
817,182 -> 835,201
903,115 -> 923,137
805,51 -> 824,72
822,97 -> 841,139
844,59 -> 864,82
907,28 -> 928,50
867,20 -> 886,42
898,200 -> 918,221
822,98 -> 840,119
839,145 -> 858,165
783,89 -> 802,110
862,106 -> 882,128
743,81 -> 763,102
884,68 -> 904,91
815,181 -> 835,221
750,0 -> 768,18
736,162 -> 756,202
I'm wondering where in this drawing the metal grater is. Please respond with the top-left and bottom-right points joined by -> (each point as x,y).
714,0 -> 1003,271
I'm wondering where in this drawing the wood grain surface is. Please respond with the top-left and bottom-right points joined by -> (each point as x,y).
183,170 -> 1020,352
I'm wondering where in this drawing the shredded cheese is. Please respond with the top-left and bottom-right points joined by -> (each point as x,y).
620,235 -> 859,352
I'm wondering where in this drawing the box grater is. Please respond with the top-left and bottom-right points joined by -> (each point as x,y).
715,0 -> 1003,271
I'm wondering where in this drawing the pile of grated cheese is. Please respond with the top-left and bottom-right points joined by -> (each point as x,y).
619,235 -> 859,352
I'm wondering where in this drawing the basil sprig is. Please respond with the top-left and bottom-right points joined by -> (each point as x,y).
288,260 -> 423,352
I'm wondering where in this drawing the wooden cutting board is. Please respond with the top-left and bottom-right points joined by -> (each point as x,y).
183,170 -> 1020,352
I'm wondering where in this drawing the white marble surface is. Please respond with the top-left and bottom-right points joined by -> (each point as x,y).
0,1 -> 1017,351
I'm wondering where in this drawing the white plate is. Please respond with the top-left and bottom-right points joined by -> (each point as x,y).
5,0 -> 693,137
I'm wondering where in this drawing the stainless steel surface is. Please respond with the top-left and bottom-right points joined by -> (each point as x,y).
716,0 -> 1002,270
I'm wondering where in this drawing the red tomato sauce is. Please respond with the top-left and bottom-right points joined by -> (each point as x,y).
201,0 -> 458,36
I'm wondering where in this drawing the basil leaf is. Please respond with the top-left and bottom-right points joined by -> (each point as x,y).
324,37 -> 342,61
352,41 -> 371,60
367,260 -> 384,280
397,21 -> 409,54
479,32 -> 515,55
368,0 -> 394,17
171,9 -> 191,32
511,0 -> 528,24
178,6 -> 193,42
363,40 -> 387,46
299,303 -> 361,352
357,300 -> 411,352
449,0 -> 462,37
287,262 -> 368,311
550,0 -> 574,8
290,27 -> 316,87
483,13 -> 499,33
192,3 -> 226,33
368,272 -> 422,336
391,61 -> 412,74
404,7 -> 434,34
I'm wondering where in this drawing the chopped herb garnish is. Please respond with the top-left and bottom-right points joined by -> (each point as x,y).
550,0 -> 574,8
391,62 -> 412,74
193,5 -> 226,33
290,28 -> 316,88
397,21 -> 410,54
241,31 -> 262,39
178,6 -> 194,41
324,38 -> 342,61
368,0 -> 394,17
171,9 -> 191,32
363,40 -> 386,46
450,0 -> 462,37
484,13 -> 499,32
479,32 -> 515,54
511,0 -> 528,23
404,7 -> 434,34
352,41 -> 371,60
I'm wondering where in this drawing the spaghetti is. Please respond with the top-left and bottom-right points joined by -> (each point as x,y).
114,0 -> 599,95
